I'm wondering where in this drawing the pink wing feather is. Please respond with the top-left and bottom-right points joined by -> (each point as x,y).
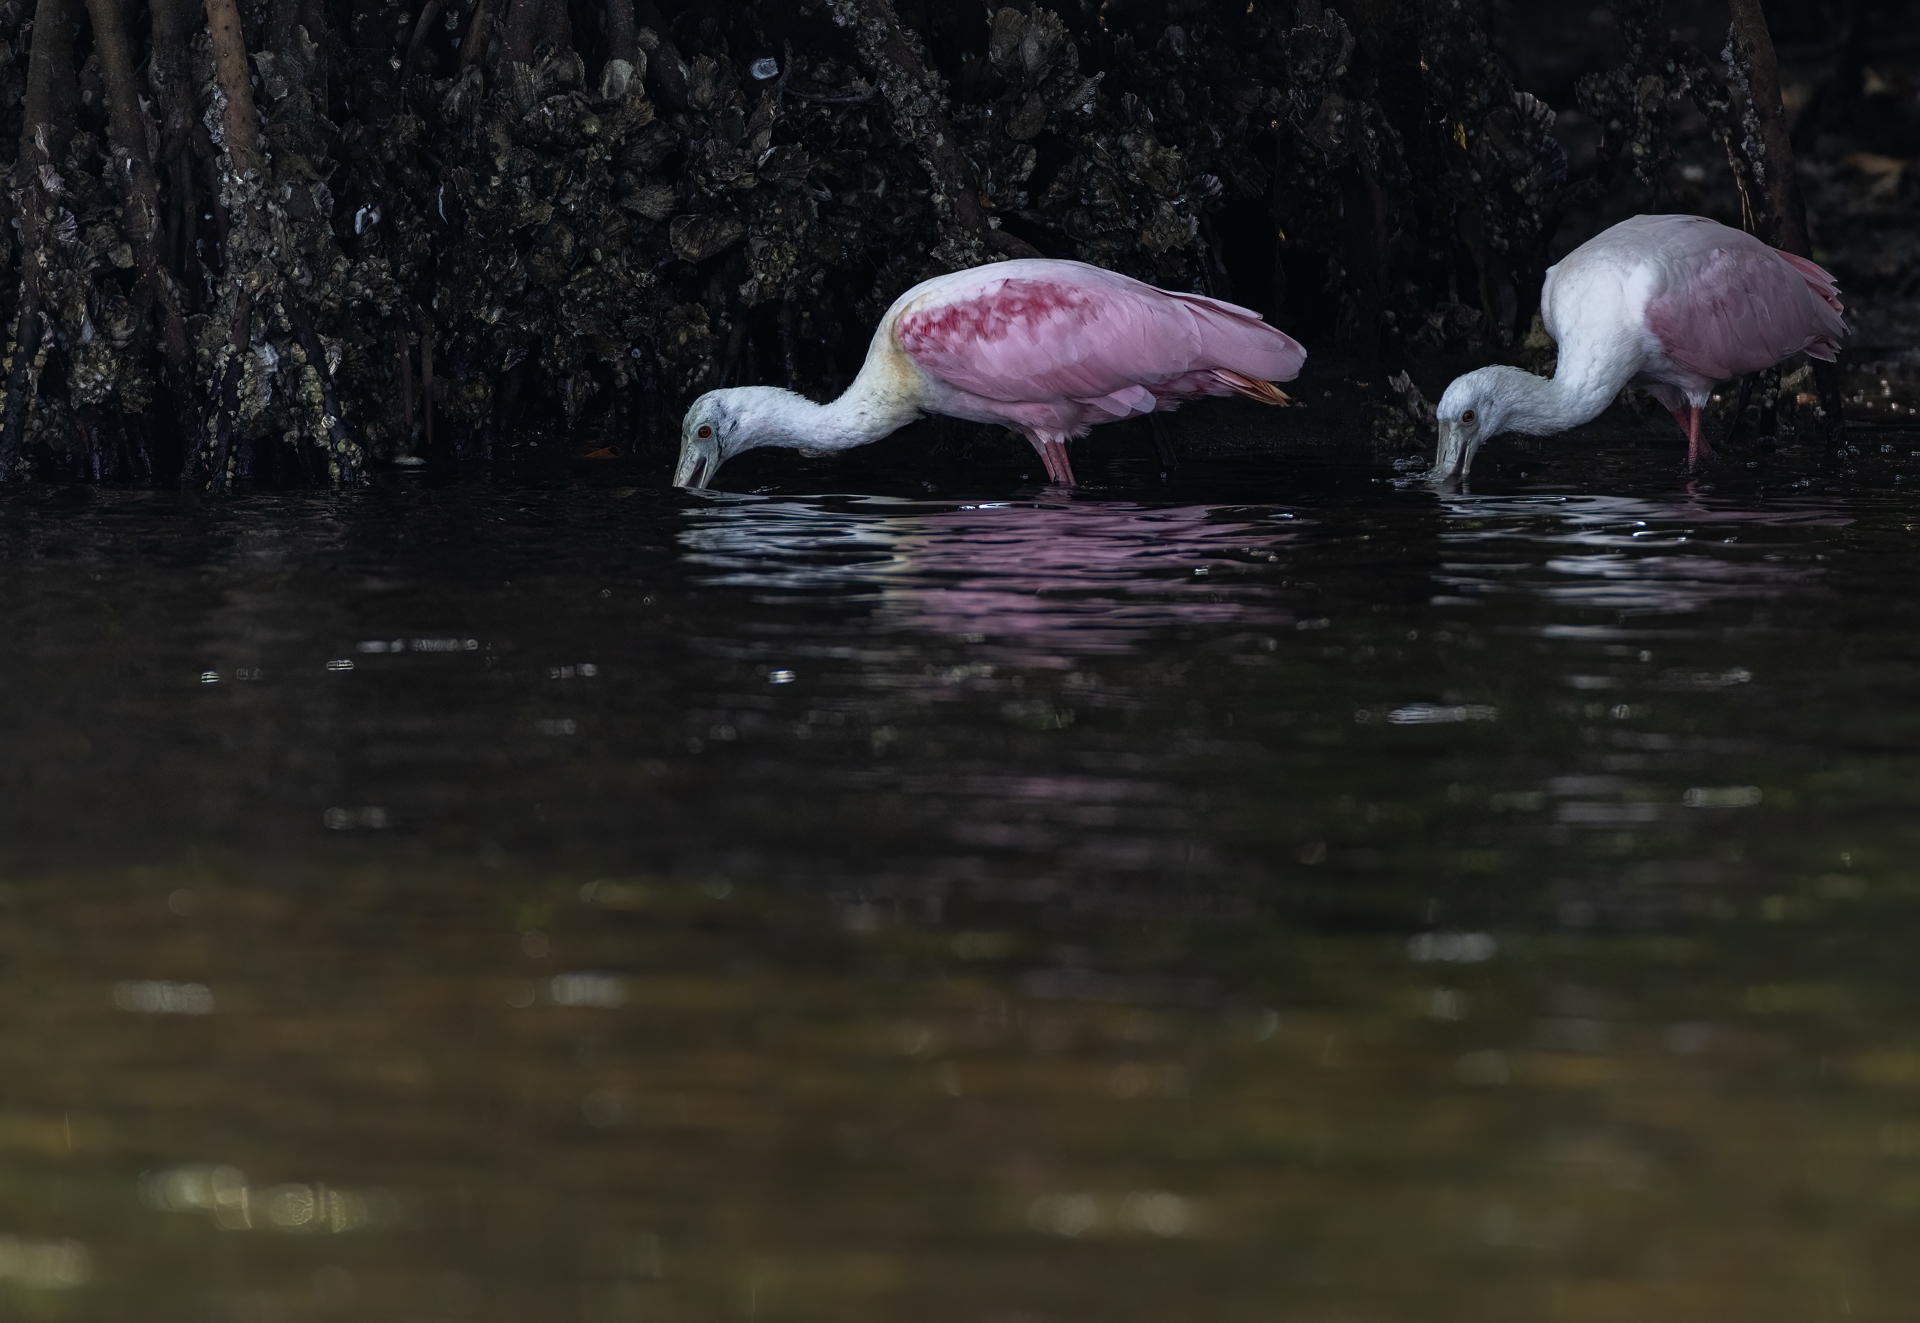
896,262 -> 1304,411
1645,233 -> 1846,382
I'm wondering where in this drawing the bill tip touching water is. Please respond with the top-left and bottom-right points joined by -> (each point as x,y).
1428,214 -> 1845,487
674,258 -> 1305,491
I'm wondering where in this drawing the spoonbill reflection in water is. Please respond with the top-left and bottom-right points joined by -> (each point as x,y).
674,259 -> 1305,490
1428,491 -> 1844,614
1430,215 -> 1844,482
677,496 -> 1300,661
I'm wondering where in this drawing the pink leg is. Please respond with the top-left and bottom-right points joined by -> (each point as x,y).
1670,405 -> 1713,470
1685,405 -> 1714,470
1028,436 -> 1077,486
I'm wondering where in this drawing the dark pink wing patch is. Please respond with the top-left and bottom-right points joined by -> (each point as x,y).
899,280 -> 1096,355
1646,241 -> 1847,381
897,274 -> 1303,408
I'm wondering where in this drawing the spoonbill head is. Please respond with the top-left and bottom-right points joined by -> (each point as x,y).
675,386 -> 815,489
1431,365 -> 1542,483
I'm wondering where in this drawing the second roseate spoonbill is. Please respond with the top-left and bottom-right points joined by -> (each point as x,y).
673,259 -> 1305,489
1429,214 -> 1845,483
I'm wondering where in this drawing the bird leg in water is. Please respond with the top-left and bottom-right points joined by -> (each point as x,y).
1672,404 -> 1715,470
1030,436 -> 1076,486
1146,413 -> 1179,474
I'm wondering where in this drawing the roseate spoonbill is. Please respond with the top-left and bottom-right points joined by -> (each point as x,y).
1429,214 -> 1845,483
673,259 -> 1305,489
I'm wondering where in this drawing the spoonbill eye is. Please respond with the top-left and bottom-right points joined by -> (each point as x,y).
1461,409 -> 1477,424
697,424 -> 713,439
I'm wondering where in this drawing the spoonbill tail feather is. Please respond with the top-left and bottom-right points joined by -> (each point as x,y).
674,258 -> 1305,489
1430,214 -> 1845,483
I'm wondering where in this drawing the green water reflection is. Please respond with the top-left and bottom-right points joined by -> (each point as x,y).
3,438 -> 1920,1320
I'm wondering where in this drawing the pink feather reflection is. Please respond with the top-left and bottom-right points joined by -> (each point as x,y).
679,498 -> 1299,660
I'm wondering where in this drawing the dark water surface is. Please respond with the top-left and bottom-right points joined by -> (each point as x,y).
5,431 -> 1920,1321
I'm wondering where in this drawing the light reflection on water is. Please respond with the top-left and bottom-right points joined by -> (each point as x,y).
679,495 -> 1298,656
2,445 -> 1920,1319
1433,492 -> 1845,611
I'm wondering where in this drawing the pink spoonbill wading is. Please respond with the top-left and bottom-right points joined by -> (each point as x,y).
1429,213 -> 1845,483
673,258 -> 1306,489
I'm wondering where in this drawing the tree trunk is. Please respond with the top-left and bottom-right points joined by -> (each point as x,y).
194,0 -> 269,486
633,2 -> 688,110
148,0 -> 200,286
203,0 -> 267,177
286,302 -> 362,482
0,290 -> 44,479
414,305 -> 434,455
600,0 -> 636,99
1725,0 -> 1808,256
267,0 -> 297,61
1789,0 -> 1871,152
299,0 -> 327,104
824,0 -> 1037,270
203,291 -> 249,486
1,0 -> 76,474
500,0 -> 541,66
535,0 -> 568,59
457,0 -> 495,71
401,0 -> 443,84
86,0 -> 191,373
1725,0 -> 1845,447
396,321 -> 413,442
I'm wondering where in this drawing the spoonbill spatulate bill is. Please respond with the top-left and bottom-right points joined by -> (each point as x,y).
1430,214 -> 1845,483
674,258 -> 1306,489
